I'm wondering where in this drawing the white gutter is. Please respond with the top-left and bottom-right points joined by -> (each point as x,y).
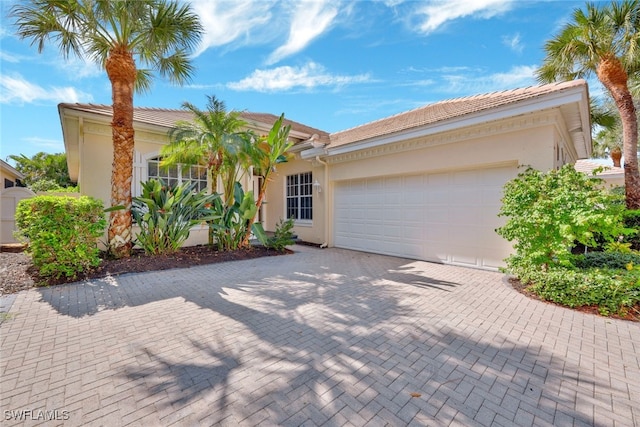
315,155 -> 329,248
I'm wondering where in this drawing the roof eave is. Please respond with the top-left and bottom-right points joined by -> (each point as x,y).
323,83 -> 591,158
0,159 -> 24,179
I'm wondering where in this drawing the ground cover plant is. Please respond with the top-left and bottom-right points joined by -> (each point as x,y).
497,165 -> 640,319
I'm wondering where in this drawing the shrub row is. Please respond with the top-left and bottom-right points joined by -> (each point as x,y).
525,267 -> 640,317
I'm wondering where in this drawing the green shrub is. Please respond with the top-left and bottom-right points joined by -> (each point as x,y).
132,179 -> 219,255
29,179 -> 79,193
525,266 -> 640,316
15,195 -> 106,280
209,182 -> 257,251
622,209 -> 640,250
496,165 -> 630,271
266,218 -> 296,251
572,251 -> 640,269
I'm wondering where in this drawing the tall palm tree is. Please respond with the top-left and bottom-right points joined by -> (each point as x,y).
11,0 -> 203,257
536,0 -> 640,209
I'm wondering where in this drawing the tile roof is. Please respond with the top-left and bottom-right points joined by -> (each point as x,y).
574,159 -> 624,176
60,79 -> 587,151
328,80 -> 588,147
58,103 -> 330,143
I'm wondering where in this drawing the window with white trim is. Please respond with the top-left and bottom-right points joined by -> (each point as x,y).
286,172 -> 313,221
147,157 -> 208,192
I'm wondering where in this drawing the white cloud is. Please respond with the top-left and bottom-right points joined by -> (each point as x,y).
414,0 -> 515,34
24,137 -> 65,151
266,0 -> 339,65
227,61 -> 370,92
0,73 -> 93,104
502,32 -> 523,53
190,0 -> 274,57
54,55 -> 103,80
334,96 -> 427,117
440,65 -> 537,94
0,51 -> 20,63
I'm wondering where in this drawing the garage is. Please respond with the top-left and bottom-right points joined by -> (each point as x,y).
333,165 -> 518,270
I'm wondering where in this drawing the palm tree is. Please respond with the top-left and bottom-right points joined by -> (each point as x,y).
239,114 -> 293,247
162,96 -> 250,245
162,96 -> 249,199
536,0 -> 640,209
11,0 -> 203,257
591,97 -> 623,166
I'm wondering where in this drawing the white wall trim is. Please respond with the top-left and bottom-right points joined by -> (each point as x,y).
323,110 -> 559,165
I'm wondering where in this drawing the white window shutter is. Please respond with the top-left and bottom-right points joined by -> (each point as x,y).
132,150 -> 145,197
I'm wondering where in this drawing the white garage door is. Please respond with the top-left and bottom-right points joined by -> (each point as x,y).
333,166 -> 517,270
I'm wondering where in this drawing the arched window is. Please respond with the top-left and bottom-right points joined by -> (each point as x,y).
147,157 -> 208,192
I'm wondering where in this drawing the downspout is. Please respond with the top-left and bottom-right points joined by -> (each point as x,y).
315,155 -> 329,248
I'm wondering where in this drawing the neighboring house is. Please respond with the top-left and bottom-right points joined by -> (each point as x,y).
1,159 -> 31,244
59,79 -> 591,270
1,159 -> 24,189
574,159 -> 624,188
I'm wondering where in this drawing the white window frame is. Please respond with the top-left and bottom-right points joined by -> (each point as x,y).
286,172 -> 313,225
146,156 -> 208,193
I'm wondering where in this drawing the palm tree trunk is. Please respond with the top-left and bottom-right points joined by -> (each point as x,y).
106,48 -> 136,257
598,56 -> 640,209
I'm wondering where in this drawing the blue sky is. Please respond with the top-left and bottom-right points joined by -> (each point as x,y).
1,0 -> 601,164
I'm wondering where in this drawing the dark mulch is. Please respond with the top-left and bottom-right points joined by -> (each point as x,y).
508,277 -> 640,322
0,245 -> 290,296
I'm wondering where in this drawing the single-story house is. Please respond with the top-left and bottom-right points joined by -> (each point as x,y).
574,159 -> 624,188
59,79 -> 591,270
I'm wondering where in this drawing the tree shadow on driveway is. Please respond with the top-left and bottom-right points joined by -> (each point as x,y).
29,247 -> 635,425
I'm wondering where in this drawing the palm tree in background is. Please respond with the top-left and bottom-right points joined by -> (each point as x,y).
591,97 -> 623,166
592,78 -> 640,166
11,0 -> 203,257
537,0 -> 640,208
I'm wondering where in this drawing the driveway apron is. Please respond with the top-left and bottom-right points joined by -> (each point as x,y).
1,245 -> 639,426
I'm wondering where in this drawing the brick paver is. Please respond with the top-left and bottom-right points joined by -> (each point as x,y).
1,245 -> 639,426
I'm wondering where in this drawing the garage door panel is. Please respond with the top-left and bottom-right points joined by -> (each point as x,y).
403,207 -> 423,222
450,245 -> 479,265
384,192 -> 402,204
452,170 -> 479,185
427,172 -> 450,186
367,178 -> 384,191
334,166 -> 516,270
425,225 -> 449,242
427,190 -> 450,205
367,209 -> 384,220
450,189 -> 482,206
426,207 -> 449,224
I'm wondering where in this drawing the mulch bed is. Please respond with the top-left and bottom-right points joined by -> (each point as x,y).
1,245 -> 291,294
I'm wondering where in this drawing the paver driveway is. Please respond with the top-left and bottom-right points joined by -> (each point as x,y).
1,245 -> 639,426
